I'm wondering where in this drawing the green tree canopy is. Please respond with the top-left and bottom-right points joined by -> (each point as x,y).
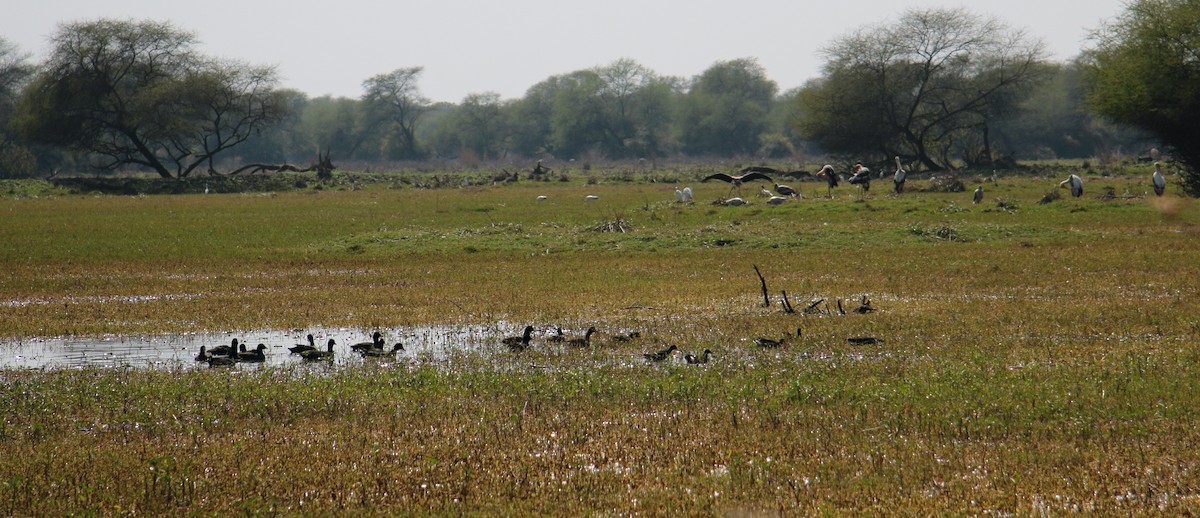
678,58 -> 777,157
1085,0 -> 1200,195
795,7 -> 1047,170
0,37 -> 37,178
15,19 -> 287,179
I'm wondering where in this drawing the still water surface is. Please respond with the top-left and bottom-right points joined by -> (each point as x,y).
0,324 -> 503,370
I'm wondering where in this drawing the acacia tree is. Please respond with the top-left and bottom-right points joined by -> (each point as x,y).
1085,0 -> 1200,195
361,67 -> 429,160
795,8 -> 1047,170
16,19 -> 287,179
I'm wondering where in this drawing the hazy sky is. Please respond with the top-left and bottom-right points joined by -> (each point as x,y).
4,0 -> 1127,103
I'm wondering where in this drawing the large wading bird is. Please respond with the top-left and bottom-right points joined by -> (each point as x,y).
816,165 -> 838,197
1060,174 -> 1084,198
893,156 -> 907,194
1153,162 -> 1166,196
702,171 -> 774,196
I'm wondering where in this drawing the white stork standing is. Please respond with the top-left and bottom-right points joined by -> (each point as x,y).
1059,174 -> 1084,198
1153,162 -> 1166,196
893,156 -> 907,194
682,187 -> 693,202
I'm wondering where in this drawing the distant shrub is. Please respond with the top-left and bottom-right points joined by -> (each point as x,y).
1038,189 -> 1062,204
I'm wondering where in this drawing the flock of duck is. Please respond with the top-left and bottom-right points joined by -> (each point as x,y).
191,319 -> 869,369
194,332 -> 403,367
499,324 -> 742,365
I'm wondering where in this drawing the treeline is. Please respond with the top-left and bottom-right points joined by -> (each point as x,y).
0,10 -> 1150,179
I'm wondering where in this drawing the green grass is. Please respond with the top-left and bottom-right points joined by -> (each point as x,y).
1,168 -> 1199,514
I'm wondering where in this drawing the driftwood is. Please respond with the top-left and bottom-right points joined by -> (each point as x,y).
847,337 -> 880,345
753,265 -> 770,307
803,298 -> 825,315
781,291 -> 795,314
226,150 -> 335,179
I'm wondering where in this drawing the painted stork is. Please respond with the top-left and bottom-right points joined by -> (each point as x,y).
1153,162 -> 1166,196
893,156 -> 907,194
847,162 -> 871,193
1059,174 -> 1084,198
816,165 -> 839,197
702,171 -> 774,196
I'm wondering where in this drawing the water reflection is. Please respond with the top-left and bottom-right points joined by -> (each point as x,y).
0,324 -> 501,370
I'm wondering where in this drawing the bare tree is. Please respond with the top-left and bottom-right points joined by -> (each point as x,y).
798,8 -> 1047,170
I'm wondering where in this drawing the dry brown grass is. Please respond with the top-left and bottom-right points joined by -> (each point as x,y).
1,174 -> 1199,514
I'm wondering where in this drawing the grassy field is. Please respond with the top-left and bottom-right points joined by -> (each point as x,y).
1,166 -> 1199,514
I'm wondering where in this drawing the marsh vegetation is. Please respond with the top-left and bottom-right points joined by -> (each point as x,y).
1,166 -> 1198,514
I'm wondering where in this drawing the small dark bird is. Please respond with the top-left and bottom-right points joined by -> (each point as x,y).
194,346 -> 209,362
207,356 -> 237,367
208,338 -> 238,357
545,327 -> 565,343
855,295 -> 876,314
685,349 -> 712,364
567,326 -> 597,347
611,331 -> 641,343
349,331 -> 383,352
361,342 -> 404,358
973,186 -> 984,204
702,171 -> 774,196
237,343 -> 268,362
643,345 -> 678,362
502,325 -> 535,351
755,336 -> 786,348
301,339 -> 336,360
289,334 -> 317,354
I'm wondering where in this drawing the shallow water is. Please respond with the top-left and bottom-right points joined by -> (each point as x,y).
0,324 -> 504,370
